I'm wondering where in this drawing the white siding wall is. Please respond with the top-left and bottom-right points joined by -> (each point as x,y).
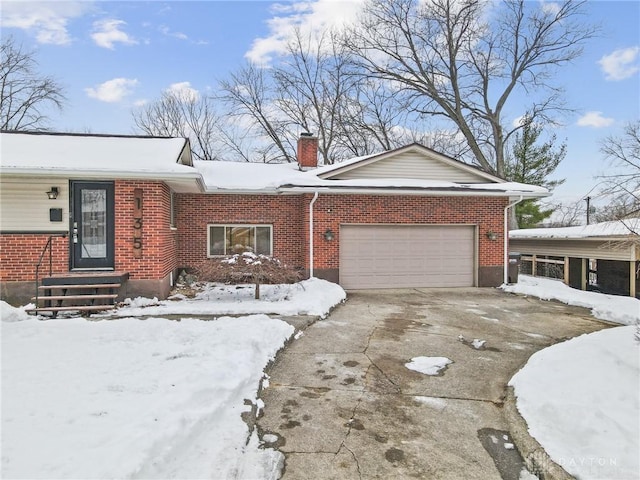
332,151 -> 488,182
0,177 -> 69,232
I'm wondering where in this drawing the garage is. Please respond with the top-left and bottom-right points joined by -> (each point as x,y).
339,224 -> 476,289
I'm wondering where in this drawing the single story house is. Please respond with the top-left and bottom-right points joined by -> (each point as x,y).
509,219 -> 640,297
0,131 -> 548,308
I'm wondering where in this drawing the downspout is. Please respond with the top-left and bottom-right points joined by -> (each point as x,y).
309,191 -> 319,278
504,196 -> 524,285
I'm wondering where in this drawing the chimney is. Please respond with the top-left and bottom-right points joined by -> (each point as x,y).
297,132 -> 318,170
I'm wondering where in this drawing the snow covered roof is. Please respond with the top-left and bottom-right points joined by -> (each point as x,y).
194,160 -> 548,197
0,131 -> 198,180
510,219 -> 640,239
0,132 -> 548,198
193,161 -> 301,191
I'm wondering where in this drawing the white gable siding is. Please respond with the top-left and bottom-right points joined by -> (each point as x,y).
330,151 -> 490,183
0,177 -> 69,232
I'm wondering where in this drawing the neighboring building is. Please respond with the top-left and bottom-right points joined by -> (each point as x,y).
1,131 -> 548,307
510,220 -> 640,297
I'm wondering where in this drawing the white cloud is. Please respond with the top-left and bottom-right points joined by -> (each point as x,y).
85,78 -> 138,103
539,1 -> 561,16
245,0 -> 365,65
91,19 -> 138,49
512,115 -> 528,128
576,111 -> 614,128
159,25 -> 188,40
133,99 -> 148,107
0,1 -> 91,45
598,46 -> 640,81
166,82 -> 199,101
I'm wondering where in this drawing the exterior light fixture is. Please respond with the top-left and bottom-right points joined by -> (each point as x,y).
46,187 -> 59,200
323,229 -> 335,241
486,230 -> 497,241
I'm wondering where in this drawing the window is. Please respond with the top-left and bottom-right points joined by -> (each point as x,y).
169,190 -> 176,229
208,224 -> 272,256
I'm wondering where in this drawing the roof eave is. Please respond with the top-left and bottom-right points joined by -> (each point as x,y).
510,235 -> 637,241
0,167 -> 201,181
279,185 -> 549,198
203,187 -> 281,195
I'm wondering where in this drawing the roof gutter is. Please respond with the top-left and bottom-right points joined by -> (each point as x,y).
309,191 -> 319,278
280,186 -> 549,198
504,196 -> 524,285
0,168 -> 202,181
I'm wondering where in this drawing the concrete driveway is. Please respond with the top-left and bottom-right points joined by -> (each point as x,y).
257,288 -> 612,480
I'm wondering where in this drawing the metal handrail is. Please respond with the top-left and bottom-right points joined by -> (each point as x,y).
34,234 -> 67,308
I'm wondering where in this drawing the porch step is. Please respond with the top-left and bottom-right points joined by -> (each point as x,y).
28,305 -> 117,313
31,294 -> 119,302
38,283 -> 122,291
29,272 -> 128,317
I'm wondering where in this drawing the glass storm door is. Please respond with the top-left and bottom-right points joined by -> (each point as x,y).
71,181 -> 115,270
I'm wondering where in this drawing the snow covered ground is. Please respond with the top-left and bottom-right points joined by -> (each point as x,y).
113,277 -> 346,319
502,274 -> 640,326
1,278 -> 346,480
504,275 -> 640,480
2,274 -> 637,479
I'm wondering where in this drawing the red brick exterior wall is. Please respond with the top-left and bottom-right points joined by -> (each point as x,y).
0,234 -> 68,281
303,194 -> 507,271
0,180 -> 177,283
1,186 -> 507,293
114,180 -> 177,281
175,194 -> 305,269
174,192 -> 507,274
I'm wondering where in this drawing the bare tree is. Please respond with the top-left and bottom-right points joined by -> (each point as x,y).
599,121 -> 640,206
343,0 -> 596,177
597,120 -> 640,229
272,28 -> 361,164
132,87 -> 219,161
1,36 -> 66,131
336,78 -> 410,156
220,28 -> 426,164
543,200 -> 583,227
219,64 -> 296,163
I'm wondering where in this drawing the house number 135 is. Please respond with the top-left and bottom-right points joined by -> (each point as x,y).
133,188 -> 143,258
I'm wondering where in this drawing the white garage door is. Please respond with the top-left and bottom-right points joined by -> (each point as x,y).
340,225 -> 475,289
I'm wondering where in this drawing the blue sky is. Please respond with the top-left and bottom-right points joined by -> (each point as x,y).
1,1 -> 639,211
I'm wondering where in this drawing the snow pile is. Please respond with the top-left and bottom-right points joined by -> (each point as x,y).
0,301 -> 32,322
1,309 -> 293,479
501,275 -> 640,326
510,326 -> 639,480
115,277 -> 346,318
405,356 -> 452,375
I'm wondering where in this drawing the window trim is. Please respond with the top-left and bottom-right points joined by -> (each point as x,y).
207,224 -> 273,257
169,190 -> 177,229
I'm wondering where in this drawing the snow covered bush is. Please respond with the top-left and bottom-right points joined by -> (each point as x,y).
196,253 -> 301,299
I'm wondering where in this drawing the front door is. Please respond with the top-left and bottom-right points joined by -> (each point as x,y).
70,181 -> 115,270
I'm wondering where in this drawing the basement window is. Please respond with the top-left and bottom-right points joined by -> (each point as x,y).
208,224 -> 272,257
